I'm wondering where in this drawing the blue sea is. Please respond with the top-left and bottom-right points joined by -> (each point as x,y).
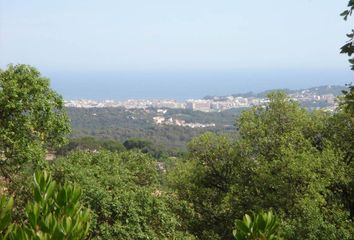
47,69 -> 354,100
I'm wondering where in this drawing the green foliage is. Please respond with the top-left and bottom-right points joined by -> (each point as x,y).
0,171 -> 91,240
123,138 -> 152,150
66,107 -> 238,155
168,132 -> 246,239
325,89 -> 354,220
0,64 -> 70,176
235,93 -> 353,239
237,92 -> 311,158
0,196 -> 13,235
340,84 -> 354,116
340,0 -> 354,70
1,63 -> 352,240
123,138 -> 167,158
51,150 -> 192,239
57,136 -> 125,156
169,92 -> 354,239
233,211 -> 281,240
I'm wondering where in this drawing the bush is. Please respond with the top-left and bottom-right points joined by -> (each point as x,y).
0,171 -> 91,240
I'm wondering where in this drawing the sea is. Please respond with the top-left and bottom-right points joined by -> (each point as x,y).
47,69 -> 354,101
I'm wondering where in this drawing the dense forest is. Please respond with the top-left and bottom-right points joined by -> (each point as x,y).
66,107 -> 239,155
65,85 -> 342,156
0,64 -> 353,240
0,2 -> 354,239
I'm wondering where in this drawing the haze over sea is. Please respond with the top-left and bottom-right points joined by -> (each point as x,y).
2,1 -> 353,100
48,69 -> 353,101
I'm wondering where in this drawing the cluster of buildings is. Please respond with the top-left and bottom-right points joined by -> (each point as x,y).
185,97 -> 265,112
288,91 -> 336,104
153,116 -> 215,128
64,87 -> 339,128
65,90 -> 337,112
64,97 -> 261,111
64,99 -> 184,109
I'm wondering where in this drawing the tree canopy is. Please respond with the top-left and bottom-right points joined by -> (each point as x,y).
0,3 -> 353,239
168,92 -> 354,240
51,150 -> 193,239
0,171 -> 91,240
0,64 -> 70,177
341,0 -> 354,70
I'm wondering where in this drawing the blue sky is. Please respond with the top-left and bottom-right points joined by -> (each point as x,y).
0,0 -> 353,99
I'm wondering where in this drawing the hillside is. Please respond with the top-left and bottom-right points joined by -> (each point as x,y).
67,107 -> 240,153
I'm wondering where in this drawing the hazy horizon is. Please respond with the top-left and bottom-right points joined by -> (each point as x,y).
47,68 -> 352,100
1,0 -> 353,100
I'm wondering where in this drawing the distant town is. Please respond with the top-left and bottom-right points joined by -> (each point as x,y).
64,85 -> 345,129
65,85 -> 342,113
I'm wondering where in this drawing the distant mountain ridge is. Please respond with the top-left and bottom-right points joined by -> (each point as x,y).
204,85 -> 346,100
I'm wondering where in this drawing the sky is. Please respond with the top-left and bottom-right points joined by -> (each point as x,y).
0,0 -> 353,99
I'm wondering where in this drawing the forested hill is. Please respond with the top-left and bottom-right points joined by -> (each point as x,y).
1,64 -> 353,240
204,85 -> 346,99
66,86 -> 345,154
67,107 -> 241,153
